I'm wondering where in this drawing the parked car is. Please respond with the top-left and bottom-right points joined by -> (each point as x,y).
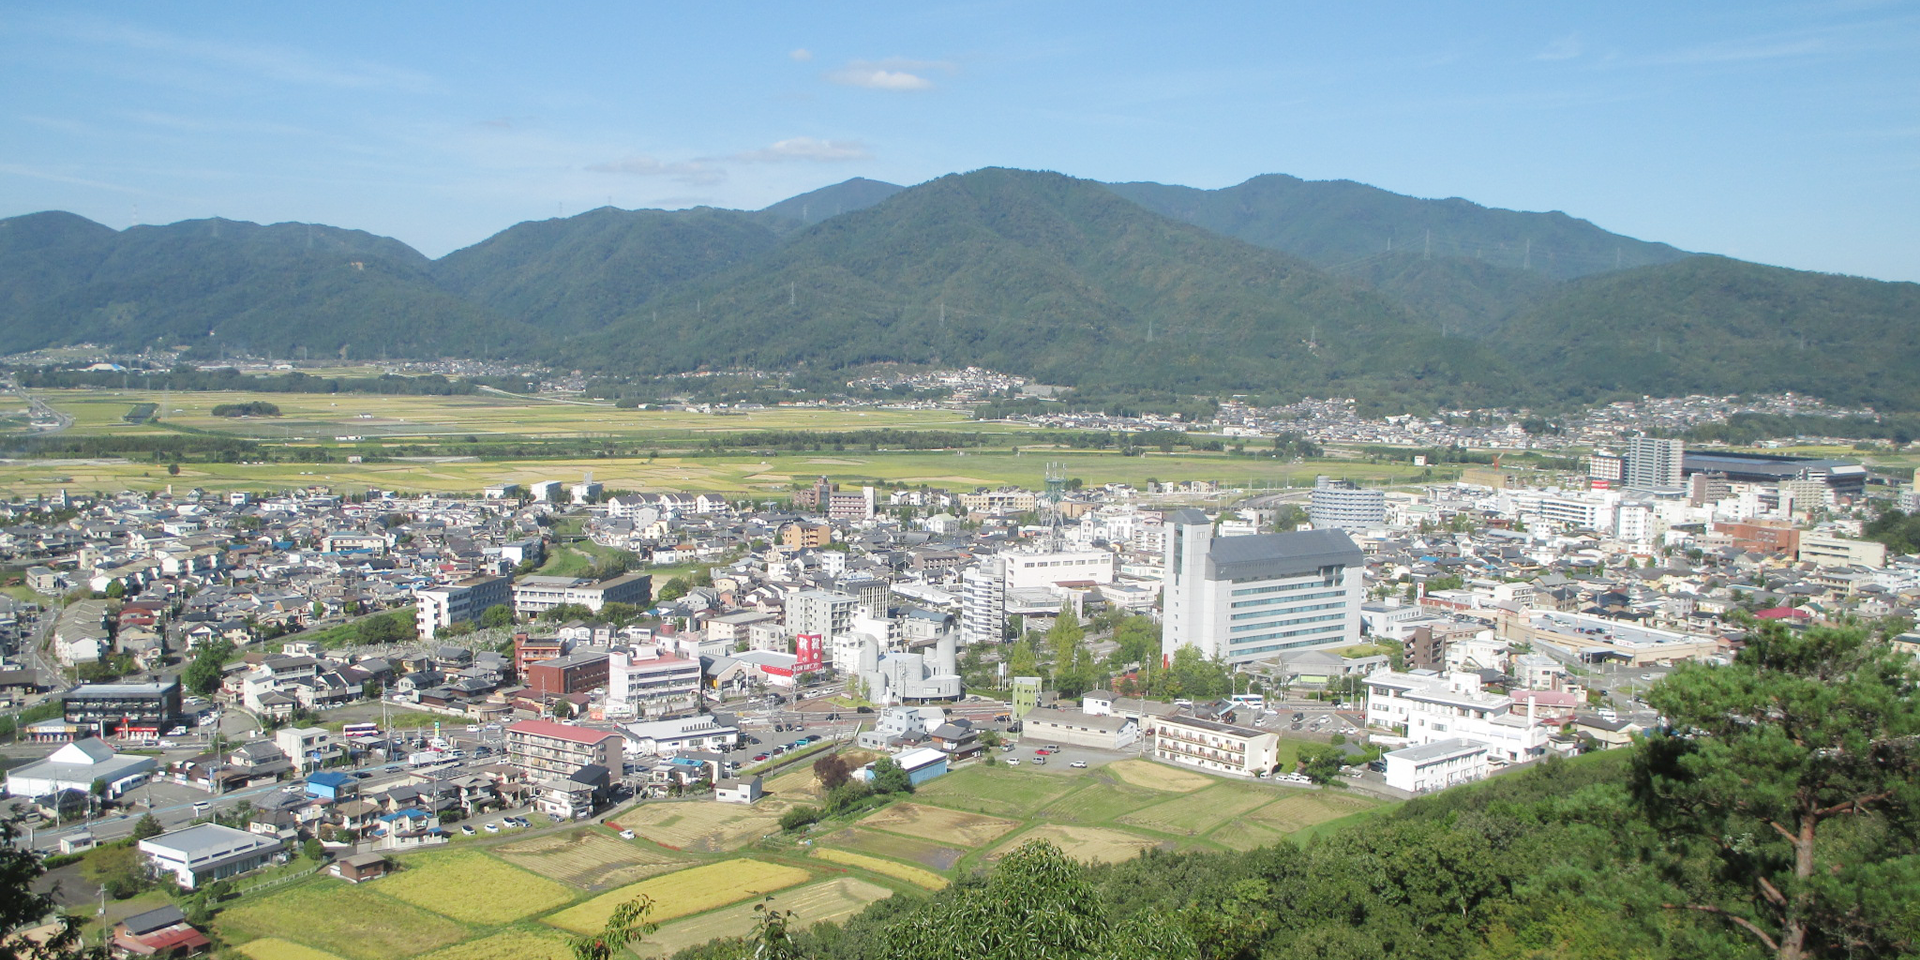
1034,748 -> 1052,755
484,822 -> 500,833
1031,757 -> 1047,765
618,829 -> 635,839
460,824 -> 476,836
1069,760 -> 1088,769
1006,757 -> 1021,765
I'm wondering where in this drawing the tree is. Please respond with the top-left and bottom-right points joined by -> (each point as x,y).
1006,639 -> 1039,680
302,838 -> 325,861
1296,744 -> 1344,784
1,814 -> 99,960
812,753 -> 851,790
1631,622 -> 1920,959
479,604 -> 514,629
130,814 -> 164,841
869,758 -> 913,795
878,840 -> 1196,960
82,845 -> 148,900
656,578 -> 690,604
551,700 -> 574,720
1046,602 -> 1085,666
568,895 -> 655,960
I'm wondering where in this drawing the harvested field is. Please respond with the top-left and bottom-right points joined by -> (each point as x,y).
378,850 -> 575,924
634,878 -> 894,958
416,931 -> 573,960
1105,759 -> 1215,793
544,859 -> 811,933
217,882 -> 468,960
810,848 -> 948,890
1118,783 -> 1286,836
1244,791 -> 1380,834
618,799 -> 788,853
825,827 -> 966,871
857,802 -> 1019,847
762,766 -> 828,802
495,829 -> 691,888
987,824 -> 1167,865
237,940 -> 348,960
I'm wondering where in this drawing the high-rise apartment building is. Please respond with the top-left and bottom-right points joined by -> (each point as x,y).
1160,511 -> 1363,664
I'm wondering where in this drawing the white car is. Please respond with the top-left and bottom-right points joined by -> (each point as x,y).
618,829 -> 636,839
1005,757 -> 1021,765
485,822 -> 501,833
1069,760 -> 1088,769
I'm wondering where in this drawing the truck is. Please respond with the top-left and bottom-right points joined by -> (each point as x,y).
408,750 -> 448,767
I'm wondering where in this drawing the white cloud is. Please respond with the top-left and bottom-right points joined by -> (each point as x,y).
730,137 -> 872,163
584,155 -> 724,186
790,48 -> 813,62
824,57 -> 953,91
1534,35 -> 1582,61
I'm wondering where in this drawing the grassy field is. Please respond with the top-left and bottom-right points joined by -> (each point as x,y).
614,797 -> 793,853
543,858 -> 812,933
856,803 -> 1019,848
218,882 -> 470,960
635,878 -> 895,959
375,850 -> 576,924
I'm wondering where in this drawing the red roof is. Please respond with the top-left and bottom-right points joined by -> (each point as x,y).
1755,607 -> 1812,620
507,719 -> 620,744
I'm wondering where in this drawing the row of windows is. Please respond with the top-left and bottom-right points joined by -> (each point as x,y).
1229,575 -> 1343,597
1228,635 -> 1355,657
1228,619 -> 1347,645
1229,600 -> 1346,622
1230,611 -> 1345,634
1229,589 -> 1345,609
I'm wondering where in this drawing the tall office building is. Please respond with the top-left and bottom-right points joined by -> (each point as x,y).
959,556 -> 1005,647
1161,511 -> 1364,665
1624,436 -> 1684,489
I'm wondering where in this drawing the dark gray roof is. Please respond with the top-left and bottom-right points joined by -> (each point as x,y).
1207,528 -> 1362,581
121,904 -> 188,935
1168,508 -> 1210,525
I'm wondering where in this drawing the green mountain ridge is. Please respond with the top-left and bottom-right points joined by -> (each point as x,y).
1,168 -> 1915,410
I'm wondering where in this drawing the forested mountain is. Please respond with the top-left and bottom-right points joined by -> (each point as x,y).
433,206 -> 781,333
759,177 -> 904,227
1491,254 -> 1920,409
566,168 -> 1517,407
1105,173 -> 1692,280
2,166 -> 1917,410
0,214 -> 524,359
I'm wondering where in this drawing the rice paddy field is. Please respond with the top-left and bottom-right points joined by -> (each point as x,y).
216,751 -> 1390,960
0,386 -> 1454,496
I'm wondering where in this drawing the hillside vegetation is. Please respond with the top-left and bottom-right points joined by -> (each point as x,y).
4,168 -> 1917,410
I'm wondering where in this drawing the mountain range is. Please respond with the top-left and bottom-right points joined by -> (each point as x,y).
2,167 -> 1916,410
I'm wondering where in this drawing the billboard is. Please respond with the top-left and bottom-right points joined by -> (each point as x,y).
794,633 -> 824,674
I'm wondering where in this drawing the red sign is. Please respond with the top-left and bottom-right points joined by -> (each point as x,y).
794,634 -> 823,674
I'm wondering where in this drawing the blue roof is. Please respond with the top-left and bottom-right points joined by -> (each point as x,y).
306,771 -> 354,787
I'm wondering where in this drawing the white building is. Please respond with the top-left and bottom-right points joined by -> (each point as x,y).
1382,738 -> 1490,793
138,823 -> 284,890
1364,669 -> 1550,764
1625,436 -> 1684,490
622,715 -> 739,754
415,575 -> 510,640
959,557 -> 1005,647
1152,715 -> 1279,778
511,573 -> 651,618
4,738 -> 156,800
1161,511 -> 1364,664
1309,478 -> 1386,531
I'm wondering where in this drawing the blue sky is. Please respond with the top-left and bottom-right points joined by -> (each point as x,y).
3,3 -> 1916,281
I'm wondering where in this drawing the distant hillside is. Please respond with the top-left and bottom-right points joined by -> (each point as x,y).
1105,173 -> 1691,280
759,177 -> 904,227
0,214 -> 528,359
1493,255 -> 1920,409
3,169 -> 1918,412
572,168 -> 1516,406
433,206 -> 781,333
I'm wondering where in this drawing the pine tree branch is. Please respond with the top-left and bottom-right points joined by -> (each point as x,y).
1665,903 -> 1781,952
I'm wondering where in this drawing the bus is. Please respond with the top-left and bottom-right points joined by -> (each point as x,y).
1229,695 -> 1265,711
341,722 -> 381,738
